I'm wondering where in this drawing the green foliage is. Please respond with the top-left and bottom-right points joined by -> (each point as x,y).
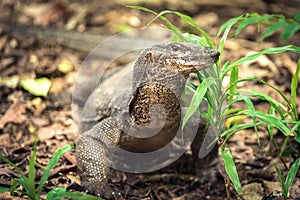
221,149 -> 242,195
131,6 -> 300,198
274,158 -> 300,198
218,12 -> 300,42
47,188 -> 102,200
0,135 -> 73,200
0,138 -> 101,200
20,77 -> 51,97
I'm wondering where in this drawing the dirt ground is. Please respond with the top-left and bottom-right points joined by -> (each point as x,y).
0,0 -> 299,199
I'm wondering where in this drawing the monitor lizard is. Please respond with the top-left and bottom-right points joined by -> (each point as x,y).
6,25 -> 220,198
75,42 -> 219,198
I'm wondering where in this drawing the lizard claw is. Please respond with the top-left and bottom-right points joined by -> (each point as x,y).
81,179 -> 112,199
111,191 -> 122,200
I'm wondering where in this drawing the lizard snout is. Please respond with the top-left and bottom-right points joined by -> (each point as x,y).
212,50 -> 220,62
207,49 -> 220,63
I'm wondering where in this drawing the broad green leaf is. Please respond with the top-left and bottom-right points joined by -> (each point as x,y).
47,188 -> 101,200
182,77 -> 214,128
282,23 -> 300,41
37,144 -> 74,197
20,77 -> 51,97
260,20 -> 286,42
294,12 -> 300,21
0,186 -> 10,192
222,149 -> 242,194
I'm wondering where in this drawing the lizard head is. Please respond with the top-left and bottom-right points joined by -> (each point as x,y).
133,42 -> 220,93
147,42 -> 219,76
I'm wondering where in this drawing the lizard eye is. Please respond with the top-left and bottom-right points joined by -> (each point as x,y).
171,44 -> 180,51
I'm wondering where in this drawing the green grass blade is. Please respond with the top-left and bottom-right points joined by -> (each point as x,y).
241,88 -> 286,118
268,106 -> 276,140
228,66 -> 238,103
235,94 -> 257,127
284,158 -> 300,194
0,154 -> 25,177
20,177 -> 38,200
37,144 -> 74,197
273,162 -> 287,196
175,33 -> 210,47
10,179 -> 20,195
254,112 -> 293,136
217,14 -> 246,37
222,149 -> 242,195
235,15 -> 261,36
173,12 -> 214,48
28,135 -> 38,193
248,79 -> 294,118
260,20 -> 286,42
47,188 -> 102,200
128,6 -> 185,41
223,45 -> 300,76
182,77 -> 214,128
221,61 -> 232,80
221,122 -> 265,138
146,9 -> 179,32
291,58 -> 300,120
218,15 -> 245,69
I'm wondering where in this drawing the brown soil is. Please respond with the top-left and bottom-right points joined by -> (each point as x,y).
0,0 -> 299,199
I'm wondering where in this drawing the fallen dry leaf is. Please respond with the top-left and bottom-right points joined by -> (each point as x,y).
0,133 -> 11,146
0,92 -> 26,129
22,2 -> 68,26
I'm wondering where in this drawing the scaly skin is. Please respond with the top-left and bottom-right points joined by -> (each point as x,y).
75,42 -> 219,198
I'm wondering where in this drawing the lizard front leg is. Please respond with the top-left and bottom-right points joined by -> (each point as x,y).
76,117 -> 121,199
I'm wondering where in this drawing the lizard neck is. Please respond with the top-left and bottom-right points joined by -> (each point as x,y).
132,49 -> 189,98
129,49 -> 189,126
